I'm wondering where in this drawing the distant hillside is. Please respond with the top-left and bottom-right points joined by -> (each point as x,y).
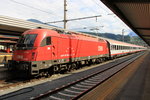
128,32 -> 137,36
27,19 -> 61,28
80,31 -> 130,42
27,19 -> 44,24
25,20 -> 146,46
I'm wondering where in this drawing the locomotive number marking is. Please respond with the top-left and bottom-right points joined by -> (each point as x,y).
98,46 -> 103,51
17,55 -> 23,59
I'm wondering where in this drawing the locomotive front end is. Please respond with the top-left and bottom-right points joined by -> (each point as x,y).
8,32 -> 38,78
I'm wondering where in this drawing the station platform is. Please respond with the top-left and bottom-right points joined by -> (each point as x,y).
0,52 -> 12,55
0,53 -> 12,64
80,51 -> 150,100
113,51 -> 150,100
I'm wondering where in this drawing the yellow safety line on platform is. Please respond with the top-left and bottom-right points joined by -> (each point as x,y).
0,55 -> 12,57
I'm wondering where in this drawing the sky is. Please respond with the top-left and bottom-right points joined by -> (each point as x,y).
0,0 -> 136,35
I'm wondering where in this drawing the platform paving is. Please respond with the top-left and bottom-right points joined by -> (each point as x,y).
114,51 -> 150,100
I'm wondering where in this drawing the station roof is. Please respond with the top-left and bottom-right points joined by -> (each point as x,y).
101,0 -> 150,46
0,16 -> 57,35
0,16 -> 56,44
0,35 -> 19,41
0,40 -> 17,45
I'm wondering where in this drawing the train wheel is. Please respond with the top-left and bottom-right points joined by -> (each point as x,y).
60,65 -> 68,74
48,67 -> 54,77
71,63 -> 77,70
44,72 -> 49,78
96,59 -> 100,64
89,60 -> 93,65
85,60 -> 90,66
101,58 -> 106,62
67,64 -> 72,72
77,62 -> 82,69
39,71 -> 44,77
53,65 -> 59,74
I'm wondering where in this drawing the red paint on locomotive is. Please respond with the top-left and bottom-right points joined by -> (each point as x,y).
13,29 -> 109,62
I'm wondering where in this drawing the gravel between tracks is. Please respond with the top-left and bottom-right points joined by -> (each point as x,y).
0,52 -> 144,100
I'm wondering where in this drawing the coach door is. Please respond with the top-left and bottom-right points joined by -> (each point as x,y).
106,40 -> 111,58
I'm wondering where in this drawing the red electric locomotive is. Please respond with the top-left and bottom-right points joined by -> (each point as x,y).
8,28 -> 110,77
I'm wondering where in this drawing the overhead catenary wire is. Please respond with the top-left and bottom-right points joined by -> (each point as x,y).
91,0 -> 111,14
80,0 -> 101,15
9,0 -> 90,29
9,0 -> 107,33
10,0 -> 62,18
45,15 -> 102,23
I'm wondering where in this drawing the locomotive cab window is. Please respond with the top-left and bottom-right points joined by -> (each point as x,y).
40,37 -> 51,46
17,34 -> 37,47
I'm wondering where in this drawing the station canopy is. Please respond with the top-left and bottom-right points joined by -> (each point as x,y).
101,0 -> 150,46
0,16 -> 56,44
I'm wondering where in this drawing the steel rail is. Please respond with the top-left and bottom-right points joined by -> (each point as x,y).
31,52 -> 144,100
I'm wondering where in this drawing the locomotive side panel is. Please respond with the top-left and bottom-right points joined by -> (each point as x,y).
75,39 -> 109,60
51,36 -> 58,61
57,35 -> 71,63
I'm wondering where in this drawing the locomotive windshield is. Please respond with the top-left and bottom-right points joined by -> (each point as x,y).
16,34 -> 37,49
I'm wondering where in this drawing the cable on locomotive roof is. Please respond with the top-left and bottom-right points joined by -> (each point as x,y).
52,28 -> 66,34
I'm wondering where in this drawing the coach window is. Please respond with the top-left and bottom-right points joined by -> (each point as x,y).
112,45 -> 114,50
111,45 -> 114,50
111,45 -> 113,50
115,45 -> 117,50
113,45 -> 115,50
40,37 -> 51,46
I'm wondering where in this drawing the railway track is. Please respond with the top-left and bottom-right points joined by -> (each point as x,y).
0,53 -> 136,91
30,52 -> 144,100
0,52 -> 145,99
